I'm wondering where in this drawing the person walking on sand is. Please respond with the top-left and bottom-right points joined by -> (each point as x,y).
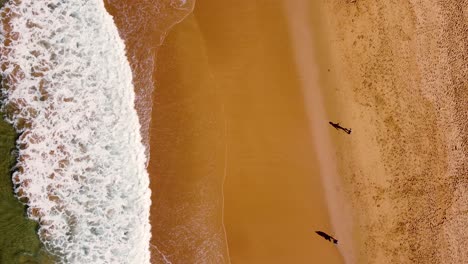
329,121 -> 352,134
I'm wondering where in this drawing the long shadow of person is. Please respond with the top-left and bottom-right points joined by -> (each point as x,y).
329,121 -> 351,134
315,231 -> 338,244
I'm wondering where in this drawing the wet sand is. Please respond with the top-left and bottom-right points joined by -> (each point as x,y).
147,0 -> 344,263
148,13 -> 229,263
192,1 -> 343,263
108,0 -> 346,262
103,1 -> 227,262
316,0 -> 468,263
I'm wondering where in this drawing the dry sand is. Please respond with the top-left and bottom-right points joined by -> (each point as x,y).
316,0 -> 468,263
283,0 -> 355,262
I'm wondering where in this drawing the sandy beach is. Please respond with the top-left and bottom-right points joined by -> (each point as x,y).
0,0 -> 465,262
0,0 -> 463,262
145,0 -> 344,263
146,0 -> 343,262
316,0 -> 468,263
103,0 -> 467,263
193,1 -> 343,263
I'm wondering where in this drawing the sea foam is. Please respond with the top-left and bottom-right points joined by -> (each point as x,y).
0,0 -> 151,263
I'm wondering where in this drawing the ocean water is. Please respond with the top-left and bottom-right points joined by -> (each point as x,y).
0,0 -> 151,263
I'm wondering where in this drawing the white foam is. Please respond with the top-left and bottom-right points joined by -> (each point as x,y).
0,0 -> 151,263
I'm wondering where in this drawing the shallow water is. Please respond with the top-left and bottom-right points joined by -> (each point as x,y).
102,1 -> 226,263
103,0 -> 195,157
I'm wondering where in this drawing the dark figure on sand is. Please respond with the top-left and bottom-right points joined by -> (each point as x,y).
315,231 -> 338,244
329,121 -> 352,134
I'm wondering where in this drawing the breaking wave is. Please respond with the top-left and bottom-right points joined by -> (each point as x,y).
0,0 -> 151,263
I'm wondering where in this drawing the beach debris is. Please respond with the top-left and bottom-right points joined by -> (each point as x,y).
329,121 -> 352,134
315,231 -> 338,244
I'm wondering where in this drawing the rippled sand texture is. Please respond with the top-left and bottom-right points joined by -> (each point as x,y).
318,1 -> 468,263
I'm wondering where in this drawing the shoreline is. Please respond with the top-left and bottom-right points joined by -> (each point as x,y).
102,2 -> 211,262
103,0 -> 196,159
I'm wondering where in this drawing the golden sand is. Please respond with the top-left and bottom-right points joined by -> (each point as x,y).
193,0 -> 343,262
316,0 -> 468,263
143,0 -> 347,262
146,0 -> 344,262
